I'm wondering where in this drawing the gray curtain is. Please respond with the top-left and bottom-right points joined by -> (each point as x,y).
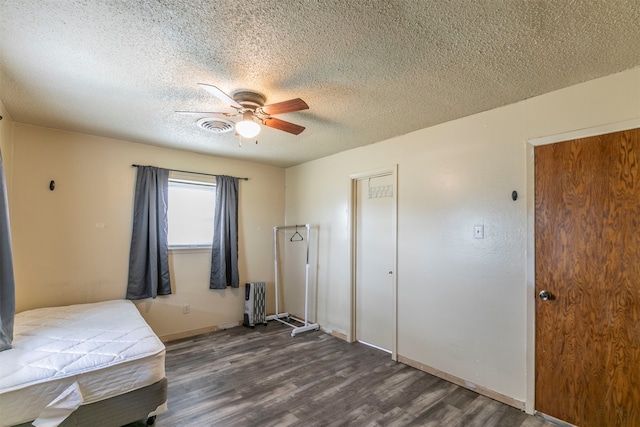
126,166 -> 172,299
210,175 -> 239,289
0,149 -> 15,351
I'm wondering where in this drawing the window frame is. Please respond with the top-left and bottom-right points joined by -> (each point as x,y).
167,176 -> 216,251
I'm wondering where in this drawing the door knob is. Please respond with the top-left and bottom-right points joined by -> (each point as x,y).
539,290 -> 552,301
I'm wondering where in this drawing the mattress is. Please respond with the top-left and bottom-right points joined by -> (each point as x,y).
0,300 -> 166,427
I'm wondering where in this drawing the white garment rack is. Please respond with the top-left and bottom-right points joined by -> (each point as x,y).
266,224 -> 319,336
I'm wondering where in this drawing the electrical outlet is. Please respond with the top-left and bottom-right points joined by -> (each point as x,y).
474,225 -> 484,239
183,304 -> 190,314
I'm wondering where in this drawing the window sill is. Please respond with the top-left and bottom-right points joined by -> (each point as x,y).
169,245 -> 212,254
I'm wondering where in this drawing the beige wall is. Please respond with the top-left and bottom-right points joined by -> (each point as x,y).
284,68 -> 640,408
0,100 -> 12,197
9,124 -> 285,338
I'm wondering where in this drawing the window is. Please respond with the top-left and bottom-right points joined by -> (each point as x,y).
167,178 -> 216,248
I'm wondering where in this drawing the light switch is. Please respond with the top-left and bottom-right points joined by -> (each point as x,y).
474,225 -> 484,239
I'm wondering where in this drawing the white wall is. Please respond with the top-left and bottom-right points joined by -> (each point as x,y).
284,68 -> 640,407
8,123 -> 285,338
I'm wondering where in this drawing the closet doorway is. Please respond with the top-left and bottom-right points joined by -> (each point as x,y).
350,166 -> 397,359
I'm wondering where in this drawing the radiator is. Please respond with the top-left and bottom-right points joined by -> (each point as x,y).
243,282 -> 267,327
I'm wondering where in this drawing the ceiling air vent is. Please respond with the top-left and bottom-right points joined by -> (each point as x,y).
197,118 -> 234,134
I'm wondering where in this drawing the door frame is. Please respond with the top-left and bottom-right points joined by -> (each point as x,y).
525,117 -> 640,415
348,165 -> 398,360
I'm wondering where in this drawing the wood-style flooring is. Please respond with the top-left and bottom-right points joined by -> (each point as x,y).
128,322 -> 555,426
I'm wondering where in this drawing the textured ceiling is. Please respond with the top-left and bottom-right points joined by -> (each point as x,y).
1,1 -> 640,168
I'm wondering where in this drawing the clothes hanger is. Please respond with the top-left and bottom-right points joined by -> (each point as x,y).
290,225 -> 304,242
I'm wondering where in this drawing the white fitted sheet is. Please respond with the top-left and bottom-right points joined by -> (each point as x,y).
0,300 -> 166,427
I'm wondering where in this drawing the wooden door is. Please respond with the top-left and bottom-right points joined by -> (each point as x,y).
535,128 -> 640,426
355,175 -> 394,352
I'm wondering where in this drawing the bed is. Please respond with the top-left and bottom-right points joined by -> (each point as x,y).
0,300 -> 167,427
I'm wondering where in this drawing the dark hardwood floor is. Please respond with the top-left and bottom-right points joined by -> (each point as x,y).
129,322 -> 555,426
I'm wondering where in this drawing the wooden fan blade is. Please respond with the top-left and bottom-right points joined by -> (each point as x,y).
260,98 -> 309,116
197,84 -> 243,109
263,117 -> 306,135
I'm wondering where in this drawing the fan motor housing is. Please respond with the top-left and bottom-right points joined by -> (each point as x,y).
232,90 -> 266,110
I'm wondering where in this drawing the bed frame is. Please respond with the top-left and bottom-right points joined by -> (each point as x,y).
13,378 -> 167,427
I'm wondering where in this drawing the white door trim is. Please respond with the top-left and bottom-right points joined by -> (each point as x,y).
528,118 -> 640,147
348,165 -> 398,360
525,118 -> 640,414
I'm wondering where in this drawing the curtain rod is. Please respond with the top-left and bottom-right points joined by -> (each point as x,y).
131,164 -> 248,181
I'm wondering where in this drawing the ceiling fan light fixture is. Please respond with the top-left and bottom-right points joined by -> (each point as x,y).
235,111 -> 260,138
181,84 -> 307,137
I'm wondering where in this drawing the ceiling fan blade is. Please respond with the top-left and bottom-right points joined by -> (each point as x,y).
262,117 -> 306,135
175,111 -> 237,117
259,98 -> 309,116
197,84 -> 243,109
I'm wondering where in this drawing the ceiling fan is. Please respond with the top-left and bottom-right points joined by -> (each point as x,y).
177,84 -> 309,139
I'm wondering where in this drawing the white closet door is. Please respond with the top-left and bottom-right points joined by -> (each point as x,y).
355,175 -> 394,351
